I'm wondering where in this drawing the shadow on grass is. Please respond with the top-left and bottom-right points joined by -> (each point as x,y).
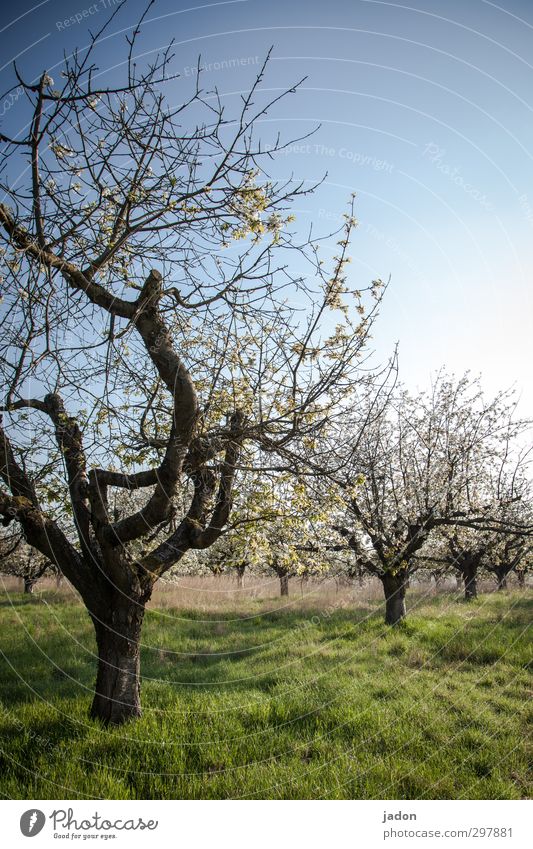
0,597 -> 47,608
0,592 -> 531,709
0,714 -> 80,752
0,598 -> 379,706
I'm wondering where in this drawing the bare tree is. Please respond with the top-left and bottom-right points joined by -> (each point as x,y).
0,14 -> 381,722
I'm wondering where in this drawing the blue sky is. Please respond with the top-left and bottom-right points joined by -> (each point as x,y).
1,0 -> 532,412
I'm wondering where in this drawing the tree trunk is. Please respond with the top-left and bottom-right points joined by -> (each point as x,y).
23,577 -> 35,594
494,566 -> 508,591
236,564 -> 245,589
432,572 -> 444,591
517,570 -> 525,589
381,573 -> 407,625
280,572 -> 289,596
89,602 -> 145,726
462,564 -> 478,601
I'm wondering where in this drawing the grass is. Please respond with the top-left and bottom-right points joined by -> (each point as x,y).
0,580 -> 531,800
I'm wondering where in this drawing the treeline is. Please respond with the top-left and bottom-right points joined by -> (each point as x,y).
174,371 -> 532,623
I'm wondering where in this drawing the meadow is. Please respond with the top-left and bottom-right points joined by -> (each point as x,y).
0,578 -> 531,800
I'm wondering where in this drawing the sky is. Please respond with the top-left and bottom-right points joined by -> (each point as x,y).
1,0 -> 532,413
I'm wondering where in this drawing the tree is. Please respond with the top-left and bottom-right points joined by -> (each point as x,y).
261,477 -> 334,597
0,531 -> 55,593
201,474 -> 337,597
440,529 -> 488,600
485,533 -> 531,591
330,373 -> 532,623
0,14 -> 381,723
515,558 -> 529,589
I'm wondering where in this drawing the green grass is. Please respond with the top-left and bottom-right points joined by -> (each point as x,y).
0,589 -> 531,799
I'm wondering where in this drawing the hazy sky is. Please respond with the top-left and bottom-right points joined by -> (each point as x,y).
1,0 -> 532,412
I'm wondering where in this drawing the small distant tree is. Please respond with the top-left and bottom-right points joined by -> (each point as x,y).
515,558 -> 530,589
201,475 -> 336,597
429,563 -> 451,590
0,532 -> 55,593
439,528 -> 489,600
485,533 -> 531,590
265,476 -> 341,597
197,524 -> 258,586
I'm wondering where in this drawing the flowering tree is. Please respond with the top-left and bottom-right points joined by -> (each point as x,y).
197,473 -> 340,596
484,523 -> 531,590
190,474 -> 276,587
331,373 -> 532,623
0,16 -> 382,722
437,528 -> 492,600
0,530 -> 56,593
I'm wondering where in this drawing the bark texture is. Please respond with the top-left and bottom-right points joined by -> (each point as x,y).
90,599 -> 146,725
494,566 -> 509,590
462,563 -> 478,601
381,573 -> 408,625
23,577 -> 35,594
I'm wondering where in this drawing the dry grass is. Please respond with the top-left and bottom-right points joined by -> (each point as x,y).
151,573 -> 379,611
1,571 -> 520,614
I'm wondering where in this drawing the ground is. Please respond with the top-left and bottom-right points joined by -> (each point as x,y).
0,579 -> 531,800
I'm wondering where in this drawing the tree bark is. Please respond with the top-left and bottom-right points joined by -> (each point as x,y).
280,572 -> 289,596
517,570 -> 525,589
89,602 -> 145,726
494,566 -> 508,591
432,572 -> 441,589
462,564 -> 478,601
236,564 -> 245,589
381,573 -> 407,625
23,577 -> 35,594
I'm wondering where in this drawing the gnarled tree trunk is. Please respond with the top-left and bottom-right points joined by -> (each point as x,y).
90,600 -> 146,726
517,570 -> 525,589
280,572 -> 289,596
494,566 -> 508,591
381,572 -> 408,625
